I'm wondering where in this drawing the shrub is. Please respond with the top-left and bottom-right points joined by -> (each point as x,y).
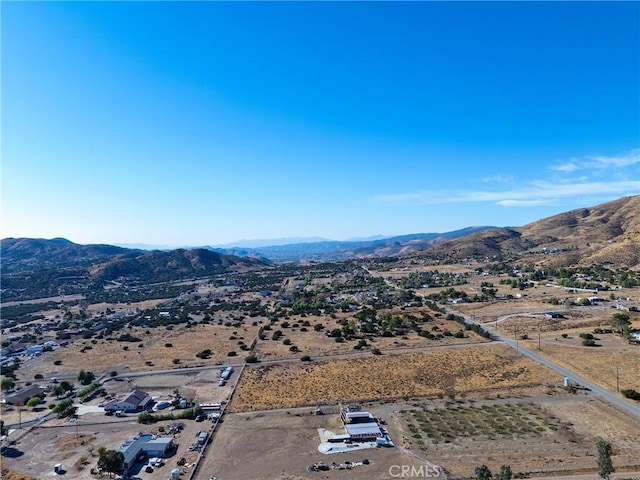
164,343 -> 173,348
245,354 -> 259,363
300,355 -> 312,362
196,349 -> 212,359
621,389 -> 640,401
227,351 -> 237,357
582,338 -> 597,347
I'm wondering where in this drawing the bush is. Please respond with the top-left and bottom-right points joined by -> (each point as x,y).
227,351 -> 237,357
301,355 -> 312,362
164,343 -> 173,348
621,389 -> 640,401
582,338 -> 597,347
196,349 -> 212,359
245,354 -> 259,363
77,382 -> 101,399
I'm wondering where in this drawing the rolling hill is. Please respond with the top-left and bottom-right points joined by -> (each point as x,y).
0,238 -> 268,301
416,195 -> 640,268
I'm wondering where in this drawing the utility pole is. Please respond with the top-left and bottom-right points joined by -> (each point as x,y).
538,329 -> 541,351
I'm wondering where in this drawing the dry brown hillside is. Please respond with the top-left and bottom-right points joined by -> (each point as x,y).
413,196 -> 640,268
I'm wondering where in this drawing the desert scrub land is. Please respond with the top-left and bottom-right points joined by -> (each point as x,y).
32,321 -> 263,376
231,343 -> 562,411
0,469 -> 37,480
520,339 -> 640,394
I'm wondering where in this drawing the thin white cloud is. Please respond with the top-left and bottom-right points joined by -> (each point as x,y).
375,148 -> 640,208
497,199 -> 554,207
551,148 -> 640,172
374,180 -> 640,207
550,162 -> 579,172
480,174 -> 515,184
587,149 -> 640,168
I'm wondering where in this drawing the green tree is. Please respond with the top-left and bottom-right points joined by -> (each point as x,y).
97,449 -> 125,477
60,380 -> 74,392
611,313 -> 631,334
27,396 -> 43,408
1,377 -> 16,392
51,384 -> 65,398
597,439 -> 614,480
475,465 -> 493,480
77,369 -> 95,386
496,465 -> 512,480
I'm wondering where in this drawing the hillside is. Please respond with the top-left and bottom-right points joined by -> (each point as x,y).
0,239 -> 268,301
211,226 -> 494,262
416,195 -> 640,268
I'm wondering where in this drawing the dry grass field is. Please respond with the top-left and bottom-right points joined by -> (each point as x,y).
521,339 -> 640,393
231,343 -> 562,411
28,321 -> 262,377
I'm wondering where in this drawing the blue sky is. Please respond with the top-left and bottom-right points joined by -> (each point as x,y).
2,1 -> 639,247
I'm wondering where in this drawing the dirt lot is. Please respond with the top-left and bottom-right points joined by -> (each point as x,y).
1,406 -> 216,480
196,406 -> 432,480
197,394 -> 640,480
2,414 -> 198,479
1,367 -> 241,480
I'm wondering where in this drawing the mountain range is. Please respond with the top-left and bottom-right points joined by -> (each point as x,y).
1,195 -> 638,301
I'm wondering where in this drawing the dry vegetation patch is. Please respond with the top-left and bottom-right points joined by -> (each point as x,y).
38,322 -> 262,376
0,469 -> 37,480
521,340 -> 640,394
232,344 -> 561,411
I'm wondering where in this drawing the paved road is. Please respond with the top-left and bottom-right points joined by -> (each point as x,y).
451,308 -> 640,420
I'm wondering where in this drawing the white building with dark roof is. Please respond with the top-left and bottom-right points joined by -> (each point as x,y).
104,389 -> 153,413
